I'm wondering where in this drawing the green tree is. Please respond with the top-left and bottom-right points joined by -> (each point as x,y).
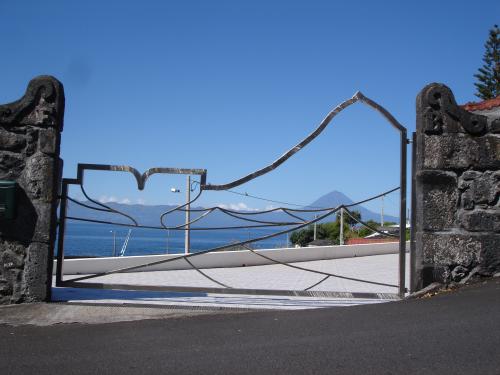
357,219 -> 380,238
290,227 -> 314,247
336,209 -> 361,226
474,25 -> 500,100
290,211 -> 361,247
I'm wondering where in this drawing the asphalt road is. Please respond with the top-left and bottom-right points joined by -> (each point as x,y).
1,279 -> 499,375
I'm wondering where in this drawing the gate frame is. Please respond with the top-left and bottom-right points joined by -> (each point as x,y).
55,164 -> 207,285
55,93 -> 409,298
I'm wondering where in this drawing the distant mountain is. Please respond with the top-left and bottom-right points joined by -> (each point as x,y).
65,190 -> 399,228
306,190 -> 399,224
65,201 -> 294,228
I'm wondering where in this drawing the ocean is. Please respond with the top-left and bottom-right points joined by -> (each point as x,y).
60,221 -> 291,257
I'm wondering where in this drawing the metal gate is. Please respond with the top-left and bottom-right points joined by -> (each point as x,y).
56,92 -> 408,299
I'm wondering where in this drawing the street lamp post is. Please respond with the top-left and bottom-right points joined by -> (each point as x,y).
171,175 -> 192,255
313,214 -> 318,241
110,230 -> 116,256
381,195 -> 384,227
166,229 -> 169,254
185,175 -> 190,255
339,207 -> 344,245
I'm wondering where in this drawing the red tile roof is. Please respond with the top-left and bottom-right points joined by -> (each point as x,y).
462,96 -> 500,112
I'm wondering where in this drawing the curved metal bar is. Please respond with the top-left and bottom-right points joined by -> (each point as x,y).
217,207 -> 304,226
76,164 -> 207,191
160,189 -> 203,228
65,206 -> 341,283
63,184 -> 404,285
342,206 -> 399,238
206,186 -> 399,214
183,257 -> 232,289
80,185 -> 138,226
246,247 -> 398,288
205,206 -> 306,215
180,206 -> 292,220
282,208 -> 307,222
354,92 -> 406,133
171,208 -> 217,229
67,196 -> 112,213
235,243 -> 334,291
202,94 -> 360,191
304,275 -> 330,291
66,216 -> 295,231
67,187 -> 399,232
343,187 -> 400,208
178,207 -> 213,213
202,91 -> 407,192
201,186 -> 398,215
66,217 -> 164,230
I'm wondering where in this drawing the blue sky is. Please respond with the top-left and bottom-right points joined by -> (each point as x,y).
1,0 -> 498,216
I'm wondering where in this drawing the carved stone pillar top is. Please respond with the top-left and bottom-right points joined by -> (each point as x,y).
0,76 -> 65,130
413,83 -> 500,291
417,83 -> 487,136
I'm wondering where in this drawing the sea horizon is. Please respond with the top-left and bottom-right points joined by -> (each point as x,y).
59,221 -> 291,258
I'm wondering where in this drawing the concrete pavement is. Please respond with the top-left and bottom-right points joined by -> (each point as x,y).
53,253 -> 408,312
63,253 -> 408,294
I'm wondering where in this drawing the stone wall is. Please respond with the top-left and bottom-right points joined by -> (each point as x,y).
0,76 -> 64,303
413,83 -> 500,290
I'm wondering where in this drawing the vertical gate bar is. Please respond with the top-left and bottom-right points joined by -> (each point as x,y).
410,132 -> 417,293
399,130 -> 408,298
185,175 -> 191,254
56,180 -> 69,286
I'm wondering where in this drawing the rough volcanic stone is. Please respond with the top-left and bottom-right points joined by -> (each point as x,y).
24,129 -> 36,157
422,233 -> 483,267
415,83 -> 500,290
423,134 -> 500,171
460,209 -> 500,232
31,202 -> 54,243
479,235 -> 500,272
38,128 -> 58,155
416,170 -> 458,230
22,242 -> 50,302
0,76 -> 64,304
0,128 -> 26,152
490,119 -> 500,134
24,152 -> 55,202
21,97 -> 58,127
459,170 -> 500,209
0,153 -> 25,179
0,267 -> 22,302
1,249 -> 24,270
0,278 -> 13,299
451,265 -> 469,282
418,83 -> 488,136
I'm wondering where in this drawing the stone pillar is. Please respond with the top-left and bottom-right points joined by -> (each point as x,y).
413,83 -> 500,290
0,76 -> 65,304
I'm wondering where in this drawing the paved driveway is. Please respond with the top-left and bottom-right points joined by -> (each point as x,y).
1,279 -> 499,375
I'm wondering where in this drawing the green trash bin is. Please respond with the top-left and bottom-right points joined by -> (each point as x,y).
0,180 -> 17,220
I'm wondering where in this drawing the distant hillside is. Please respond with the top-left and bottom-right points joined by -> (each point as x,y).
65,201 -> 293,228
306,190 -> 399,223
65,190 -> 399,227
